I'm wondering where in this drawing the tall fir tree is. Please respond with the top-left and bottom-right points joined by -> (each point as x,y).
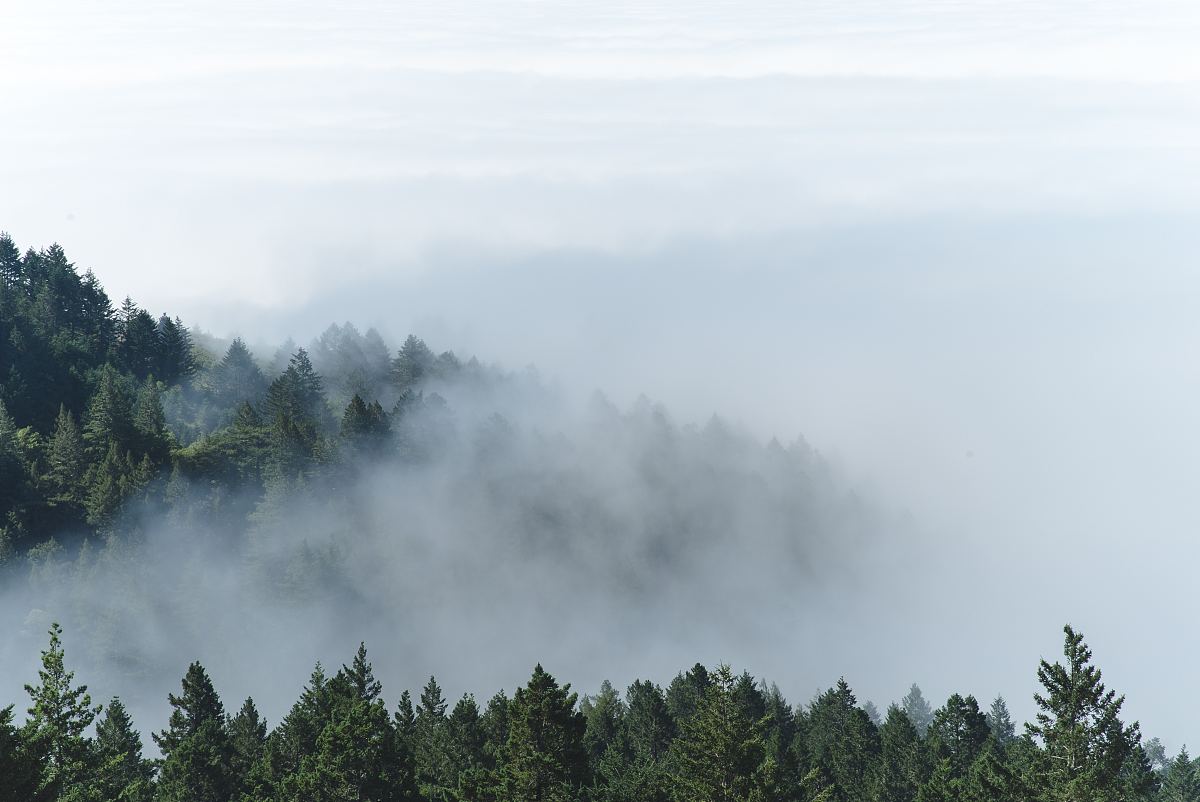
87,697 -> 154,802
500,665 -> 589,802
1026,625 -> 1144,801
668,664 -> 763,802
22,623 -> 100,801
901,684 -> 934,739
153,661 -> 235,802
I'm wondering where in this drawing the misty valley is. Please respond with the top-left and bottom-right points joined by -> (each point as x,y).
0,235 -> 1187,802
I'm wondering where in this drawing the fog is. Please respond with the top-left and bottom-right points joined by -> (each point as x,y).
4,0 -> 1200,751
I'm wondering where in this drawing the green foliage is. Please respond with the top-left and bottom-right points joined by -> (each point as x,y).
153,661 -> 234,802
1026,624 -> 1146,802
499,664 -> 589,802
669,664 -> 764,802
22,622 -> 100,801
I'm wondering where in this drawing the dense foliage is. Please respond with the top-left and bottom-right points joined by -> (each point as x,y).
0,623 -> 1181,802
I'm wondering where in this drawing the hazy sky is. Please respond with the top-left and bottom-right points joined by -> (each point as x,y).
5,0 -> 1200,748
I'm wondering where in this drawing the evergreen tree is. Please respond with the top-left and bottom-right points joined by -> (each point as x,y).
133,380 -> 170,462
879,704 -> 925,802
987,695 -> 1016,748
85,441 -> 132,527
415,675 -> 452,802
22,623 -> 100,801
446,694 -> 486,798
0,704 -> 41,801
341,394 -> 391,453
45,405 -> 85,509
499,664 -> 589,802
83,365 -> 132,457
156,315 -> 195,384
901,684 -> 934,739
668,664 -> 763,802
624,680 -> 675,762
153,661 -> 235,802
1026,624 -> 1143,801
88,697 -> 154,802
805,679 -> 879,802
392,335 -> 437,391
926,693 -> 989,781
230,697 -> 268,796
582,680 -> 625,771
667,664 -> 711,726
1160,747 -> 1199,802
210,338 -> 267,408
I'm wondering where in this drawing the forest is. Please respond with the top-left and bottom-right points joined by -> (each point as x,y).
0,620 -> 1192,802
0,234 -> 1192,801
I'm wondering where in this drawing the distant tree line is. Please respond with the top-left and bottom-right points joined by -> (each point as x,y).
0,623 -> 1187,801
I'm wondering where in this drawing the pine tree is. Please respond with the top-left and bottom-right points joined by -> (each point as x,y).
1026,624 -> 1142,801
879,704 -> 925,802
582,680 -> 625,772
0,231 -> 22,287
22,622 -> 100,801
45,405 -> 85,508
446,694 -> 486,798
624,680 -> 675,762
415,675 -> 452,802
668,664 -> 763,802
986,695 -> 1016,748
290,643 -> 410,802
500,664 -> 589,802
85,441 -> 132,527
805,679 -> 879,802
133,380 -> 170,462
210,338 -> 267,408
926,693 -> 989,781
154,661 -> 235,802
392,335 -> 437,391
230,697 -> 268,797
87,697 -> 154,802
0,704 -> 41,801
1160,748 -> 1199,802
666,664 -> 711,726
156,315 -> 195,384
83,365 -> 132,457
901,684 -> 934,739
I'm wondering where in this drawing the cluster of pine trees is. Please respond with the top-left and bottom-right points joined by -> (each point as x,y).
1,623 -> 1192,802
0,233 -> 475,559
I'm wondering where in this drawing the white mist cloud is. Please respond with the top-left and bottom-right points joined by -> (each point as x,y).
3,0 -> 1200,750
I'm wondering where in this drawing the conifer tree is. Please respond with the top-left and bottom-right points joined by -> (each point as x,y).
624,680 -> 675,762
446,694 -> 486,798
154,661 -> 235,802
901,684 -> 934,739
23,623 -> 100,801
83,366 -> 132,457
0,704 -> 40,801
926,693 -> 989,781
879,704 -> 925,802
392,335 -> 437,391
45,405 -> 85,508
986,695 -> 1016,748
88,698 -> 154,802
500,664 -> 589,802
230,697 -> 268,796
85,442 -> 132,527
669,664 -> 763,802
582,680 -> 625,771
156,315 -> 195,384
1026,625 -> 1143,801
133,380 -> 170,462
210,338 -> 267,408
1160,747 -> 1200,802
415,675 -> 452,802
666,664 -> 711,726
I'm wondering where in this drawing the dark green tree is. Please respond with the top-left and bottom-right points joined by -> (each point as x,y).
415,675 -> 452,802
87,697 -> 154,802
879,704 -> 925,802
668,664 -> 763,802
499,664 -> 589,802
1026,624 -> 1144,801
22,622 -> 100,802
153,661 -> 234,802
1160,747 -> 1199,802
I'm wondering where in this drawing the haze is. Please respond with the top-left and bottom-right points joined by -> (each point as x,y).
3,0 -> 1200,749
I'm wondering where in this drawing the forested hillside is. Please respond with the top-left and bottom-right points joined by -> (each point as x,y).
0,622 -> 1184,801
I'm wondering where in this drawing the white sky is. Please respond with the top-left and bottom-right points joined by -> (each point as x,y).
5,0 -> 1200,750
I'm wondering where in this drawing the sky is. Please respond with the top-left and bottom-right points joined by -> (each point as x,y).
5,0 -> 1200,748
